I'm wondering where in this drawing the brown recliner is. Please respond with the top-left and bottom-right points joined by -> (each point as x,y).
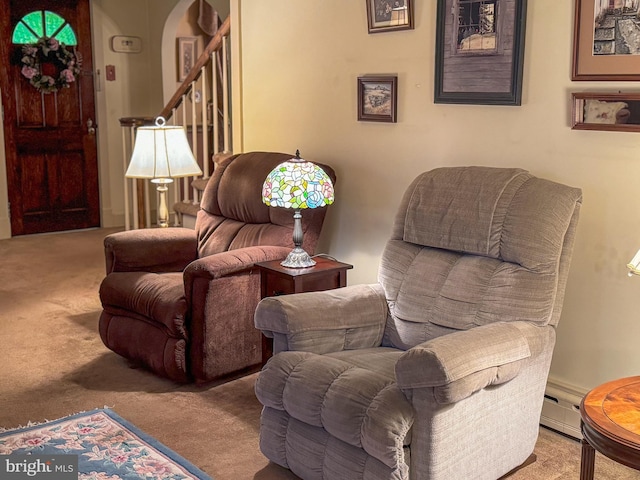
98,151 -> 336,383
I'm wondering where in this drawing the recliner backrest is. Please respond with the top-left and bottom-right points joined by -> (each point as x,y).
379,166 -> 582,350
195,151 -> 336,258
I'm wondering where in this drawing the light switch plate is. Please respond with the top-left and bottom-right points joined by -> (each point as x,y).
110,36 -> 142,53
105,65 -> 116,81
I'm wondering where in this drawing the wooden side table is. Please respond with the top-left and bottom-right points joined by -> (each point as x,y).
580,376 -> 640,479
255,256 -> 353,362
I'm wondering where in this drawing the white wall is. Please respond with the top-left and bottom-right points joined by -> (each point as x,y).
91,0 -> 156,228
234,0 -> 640,393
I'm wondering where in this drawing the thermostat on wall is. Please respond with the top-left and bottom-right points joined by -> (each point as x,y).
110,36 -> 142,53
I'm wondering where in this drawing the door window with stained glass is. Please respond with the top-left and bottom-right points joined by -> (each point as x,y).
12,10 -> 77,45
11,10 -> 80,94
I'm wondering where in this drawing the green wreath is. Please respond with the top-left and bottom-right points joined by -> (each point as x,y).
19,37 -> 81,94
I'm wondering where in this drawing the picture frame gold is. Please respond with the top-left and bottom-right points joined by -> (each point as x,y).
177,37 -> 197,82
572,0 -> 640,81
357,75 -> 398,123
366,0 -> 414,34
571,91 -> 640,132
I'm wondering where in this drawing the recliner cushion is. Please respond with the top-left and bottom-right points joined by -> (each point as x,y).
99,272 -> 187,338
379,167 -> 583,349
196,214 -> 294,258
403,167 -> 528,259
256,349 -> 414,472
403,167 -> 582,272
381,243 -> 557,334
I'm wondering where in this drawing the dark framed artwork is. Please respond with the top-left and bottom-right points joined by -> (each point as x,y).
357,76 -> 398,122
572,0 -> 640,80
572,92 -> 640,132
366,0 -> 414,33
434,0 -> 528,105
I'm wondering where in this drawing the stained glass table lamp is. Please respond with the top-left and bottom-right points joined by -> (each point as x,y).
262,150 -> 335,267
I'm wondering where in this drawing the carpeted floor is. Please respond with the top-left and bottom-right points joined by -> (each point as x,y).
0,227 -> 639,480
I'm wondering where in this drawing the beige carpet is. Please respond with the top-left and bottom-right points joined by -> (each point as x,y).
0,227 -> 639,480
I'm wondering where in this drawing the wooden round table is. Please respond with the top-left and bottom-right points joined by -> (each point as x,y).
580,376 -> 640,479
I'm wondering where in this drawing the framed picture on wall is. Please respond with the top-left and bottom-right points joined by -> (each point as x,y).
177,37 -> 198,82
434,0 -> 527,105
571,91 -> 640,132
572,0 -> 640,80
357,75 -> 398,122
366,0 -> 414,33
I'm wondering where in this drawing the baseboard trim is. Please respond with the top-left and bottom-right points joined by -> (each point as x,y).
540,378 -> 586,440
101,209 -> 124,229
0,216 -> 10,239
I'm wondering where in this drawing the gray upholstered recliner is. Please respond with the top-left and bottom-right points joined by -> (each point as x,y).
254,167 -> 582,480
99,151 -> 335,384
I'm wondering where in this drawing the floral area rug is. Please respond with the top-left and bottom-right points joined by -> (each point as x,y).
0,408 -> 212,479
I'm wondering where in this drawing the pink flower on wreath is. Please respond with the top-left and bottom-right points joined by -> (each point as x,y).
21,65 -> 37,79
48,38 -> 59,51
61,69 -> 76,83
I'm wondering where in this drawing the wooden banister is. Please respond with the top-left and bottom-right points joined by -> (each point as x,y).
160,17 -> 230,121
119,16 -> 232,230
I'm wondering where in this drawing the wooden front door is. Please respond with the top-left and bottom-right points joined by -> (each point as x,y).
0,0 -> 99,236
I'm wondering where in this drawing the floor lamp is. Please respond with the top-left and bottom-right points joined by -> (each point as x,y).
125,117 -> 202,227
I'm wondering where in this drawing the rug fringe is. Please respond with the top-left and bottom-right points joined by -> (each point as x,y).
0,406 -> 114,433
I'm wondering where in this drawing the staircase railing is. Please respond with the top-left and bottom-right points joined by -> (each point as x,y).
119,16 -> 231,230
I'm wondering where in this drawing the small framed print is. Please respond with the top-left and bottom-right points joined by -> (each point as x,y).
366,0 -> 414,34
177,37 -> 198,82
357,75 -> 398,123
571,91 -> 640,132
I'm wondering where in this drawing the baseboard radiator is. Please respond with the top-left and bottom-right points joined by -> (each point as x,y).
540,378 -> 585,439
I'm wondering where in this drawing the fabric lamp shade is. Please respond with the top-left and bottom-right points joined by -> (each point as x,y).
262,150 -> 334,267
124,116 -> 201,228
628,248 -> 640,276
125,118 -> 202,181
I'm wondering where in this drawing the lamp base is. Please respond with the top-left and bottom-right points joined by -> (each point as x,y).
281,246 -> 316,268
152,178 -> 173,228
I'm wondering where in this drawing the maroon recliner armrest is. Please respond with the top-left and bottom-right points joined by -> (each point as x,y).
104,228 -> 198,274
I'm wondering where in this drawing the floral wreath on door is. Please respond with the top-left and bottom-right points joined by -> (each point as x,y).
18,37 -> 82,94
